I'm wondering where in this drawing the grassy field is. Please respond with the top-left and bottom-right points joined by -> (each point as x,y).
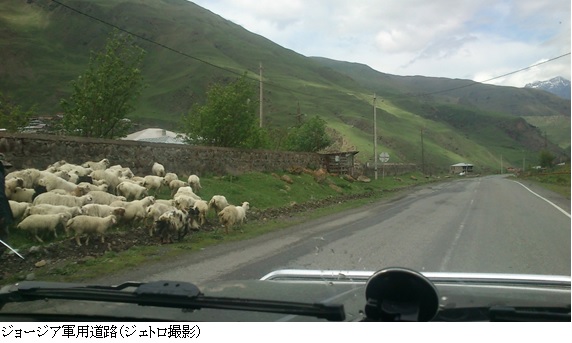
518,166 -> 571,199
522,116 -> 571,151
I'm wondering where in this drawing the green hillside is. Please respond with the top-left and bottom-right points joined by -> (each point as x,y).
1,0 -> 569,173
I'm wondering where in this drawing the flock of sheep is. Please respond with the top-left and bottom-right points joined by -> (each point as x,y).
5,158 -> 250,247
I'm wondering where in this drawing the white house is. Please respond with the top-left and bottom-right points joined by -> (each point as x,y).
122,128 -> 186,144
450,162 -> 474,174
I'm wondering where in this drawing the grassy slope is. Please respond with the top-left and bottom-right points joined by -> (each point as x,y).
0,0 -> 568,172
312,57 -> 571,118
522,116 -> 571,151
517,166 -> 571,199
313,58 -> 571,163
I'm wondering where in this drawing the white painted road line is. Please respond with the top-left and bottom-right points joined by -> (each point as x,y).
512,180 -> 571,219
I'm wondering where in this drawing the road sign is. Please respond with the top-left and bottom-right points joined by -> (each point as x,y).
379,152 -> 389,163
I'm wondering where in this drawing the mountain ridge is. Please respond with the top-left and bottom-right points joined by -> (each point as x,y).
525,76 -> 571,100
0,0 -> 568,171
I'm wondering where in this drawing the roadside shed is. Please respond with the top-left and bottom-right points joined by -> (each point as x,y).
320,151 -> 359,175
450,162 -> 474,174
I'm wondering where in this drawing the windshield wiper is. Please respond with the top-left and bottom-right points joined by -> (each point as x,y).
489,306 -> 571,322
0,280 -> 345,321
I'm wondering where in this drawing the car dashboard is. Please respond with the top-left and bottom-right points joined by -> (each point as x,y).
0,267 -> 570,322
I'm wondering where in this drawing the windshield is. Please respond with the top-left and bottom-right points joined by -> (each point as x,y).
0,0 -> 570,326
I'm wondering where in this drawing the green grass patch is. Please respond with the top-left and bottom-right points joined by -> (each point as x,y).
518,166 -> 571,199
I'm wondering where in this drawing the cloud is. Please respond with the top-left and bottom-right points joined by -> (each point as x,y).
227,0 -> 304,29
190,0 -> 571,86
403,35 -> 479,67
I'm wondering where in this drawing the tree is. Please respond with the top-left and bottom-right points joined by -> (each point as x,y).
0,92 -> 35,132
182,75 -> 266,148
285,116 -> 332,152
60,30 -> 145,139
539,150 -> 555,169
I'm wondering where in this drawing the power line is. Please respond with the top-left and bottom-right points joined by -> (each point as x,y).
50,0 -> 250,80
47,0 -> 570,104
49,0 -> 316,98
480,53 -> 571,83
419,52 -> 571,97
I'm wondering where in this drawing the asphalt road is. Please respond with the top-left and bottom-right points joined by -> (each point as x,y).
94,175 -> 571,287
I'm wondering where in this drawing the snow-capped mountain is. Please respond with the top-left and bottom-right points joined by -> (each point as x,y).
525,76 -> 571,100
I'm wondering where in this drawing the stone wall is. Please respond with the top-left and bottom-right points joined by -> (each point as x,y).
362,163 -> 418,177
0,133 -> 324,177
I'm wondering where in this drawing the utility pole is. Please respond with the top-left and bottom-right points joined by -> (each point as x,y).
259,62 -> 263,128
373,93 -> 378,180
420,128 -> 425,175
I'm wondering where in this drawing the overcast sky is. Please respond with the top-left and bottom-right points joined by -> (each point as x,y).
191,0 -> 571,87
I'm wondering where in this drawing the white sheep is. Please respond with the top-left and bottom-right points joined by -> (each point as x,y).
17,213 -> 71,243
208,195 -> 229,216
152,162 -> 165,177
193,199 -> 209,226
46,160 -> 67,170
87,191 -> 126,205
26,204 -> 83,218
77,182 -> 109,193
173,194 -> 197,212
187,174 -> 202,193
163,172 -> 178,186
145,202 -> 177,236
218,202 -> 249,234
65,215 -> 117,246
38,174 -> 79,193
143,175 -> 164,192
48,189 -> 73,196
57,163 -> 93,177
106,165 -> 134,179
33,193 -> 93,208
81,204 -> 126,218
6,168 -> 42,188
66,173 -> 80,184
8,187 -> 36,203
90,170 -> 122,194
82,158 -> 110,171
111,196 -> 155,224
51,170 -> 73,181
168,179 -> 188,196
174,186 -> 201,200
5,177 -> 24,198
155,199 -> 175,206
91,178 -> 108,186
9,200 -> 31,222
116,181 -> 148,201
128,176 -> 145,185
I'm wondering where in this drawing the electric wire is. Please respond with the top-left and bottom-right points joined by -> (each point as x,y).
47,0 -> 570,103
422,53 -> 571,97
50,0 -> 249,80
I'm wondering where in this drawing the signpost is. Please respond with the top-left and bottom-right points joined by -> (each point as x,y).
373,94 -> 377,180
379,152 -> 389,179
